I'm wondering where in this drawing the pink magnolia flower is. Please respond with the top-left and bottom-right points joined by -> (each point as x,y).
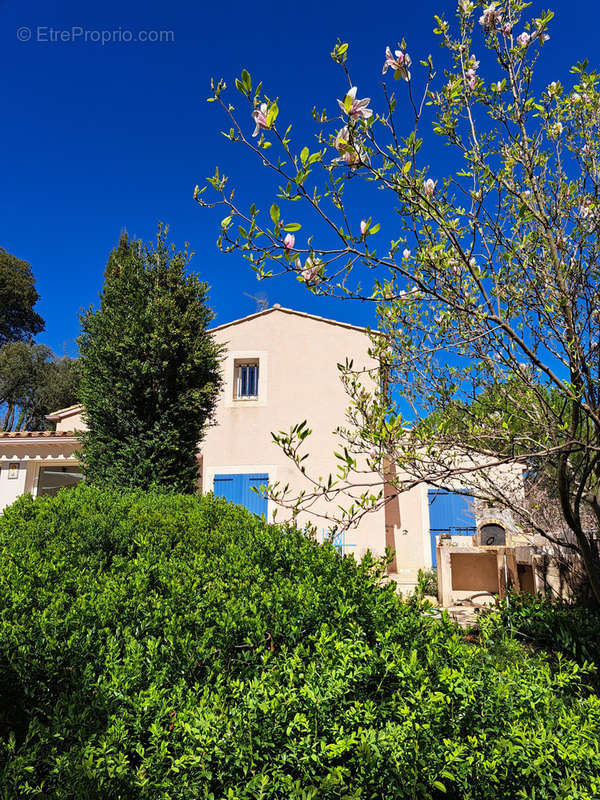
465,68 -> 478,90
479,3 -> 502,30
423,178 -> 436,198
399,287 -> 420,299
284,233 -> 295,250
579,199 -> 593,220
516,32 -> 531,46
297,256 -> 322,284
335,126 -> 354,161
360,220 -> 368,235
458,0 -> 470,12
251,103 -> 270,137
382,47 -> 412,82
501,23 -> 513,34
402,248 -> 411,260
533,28 -> 550,43
334,126 -> 365,167
571,92 -> 582,103
337,86 -> 373,121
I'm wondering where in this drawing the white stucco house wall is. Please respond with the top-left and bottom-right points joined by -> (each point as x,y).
0,305 -> 474,580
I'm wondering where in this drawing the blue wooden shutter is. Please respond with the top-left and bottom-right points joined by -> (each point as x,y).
213,473 -> 268,517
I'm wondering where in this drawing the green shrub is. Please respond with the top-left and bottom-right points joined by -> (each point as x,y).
414,568 -> 438,599
0,485 -> 599,799
481,592 -> 600,671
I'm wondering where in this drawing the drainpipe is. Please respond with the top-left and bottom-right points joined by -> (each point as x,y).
380,359 -> 398,574
383,456 -> 399,574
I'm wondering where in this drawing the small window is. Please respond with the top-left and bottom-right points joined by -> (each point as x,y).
37,466 -> 84,497
234,360 -> 259,399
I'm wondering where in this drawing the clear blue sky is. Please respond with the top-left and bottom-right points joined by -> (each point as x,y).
0,0 -> 593,356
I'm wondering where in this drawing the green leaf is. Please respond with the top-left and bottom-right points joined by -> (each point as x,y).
283,223 -> 301,232
300,147 -> 309,166
270,204 -> 280,224
266,101 -> 279,127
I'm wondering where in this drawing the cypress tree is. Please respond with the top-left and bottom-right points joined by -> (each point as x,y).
78,226 -> 223,493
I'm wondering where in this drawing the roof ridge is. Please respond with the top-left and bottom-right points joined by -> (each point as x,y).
209,305 -> 368,334
45,404 -> 84,421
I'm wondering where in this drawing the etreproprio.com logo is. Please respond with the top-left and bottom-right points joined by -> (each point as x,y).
16,26 -> 175,44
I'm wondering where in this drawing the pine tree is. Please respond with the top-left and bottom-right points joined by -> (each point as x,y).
0,247 -> 44,346
78,226 -> 223,493
0,342 -> 80,431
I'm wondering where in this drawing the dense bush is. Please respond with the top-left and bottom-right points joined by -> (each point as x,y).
482,592 -> 600,672
1,486 -> 600,799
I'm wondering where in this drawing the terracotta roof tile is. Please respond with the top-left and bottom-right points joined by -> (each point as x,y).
0,430 -> 77,439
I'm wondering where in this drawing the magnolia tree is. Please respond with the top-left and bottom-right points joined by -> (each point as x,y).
197,0 -> 600,602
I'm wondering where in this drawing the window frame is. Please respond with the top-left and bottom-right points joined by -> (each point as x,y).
234,359 -> 260,400
224,350 -> 268,408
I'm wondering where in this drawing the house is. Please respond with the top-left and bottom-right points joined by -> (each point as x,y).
0,403 -> 84,508
202,304 -> 422,574
0,305 -> 494,583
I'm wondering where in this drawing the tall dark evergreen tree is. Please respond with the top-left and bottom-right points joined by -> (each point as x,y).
78,226 -> 223,493
0,247 -> 45,346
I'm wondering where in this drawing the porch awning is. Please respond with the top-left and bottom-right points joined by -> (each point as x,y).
0,431 -> 81,461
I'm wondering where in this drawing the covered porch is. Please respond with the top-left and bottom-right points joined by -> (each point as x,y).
0,431 -> 83,512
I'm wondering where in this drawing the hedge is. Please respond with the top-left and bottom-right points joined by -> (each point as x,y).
481,592 -> 600,673
0,485 -> 599,799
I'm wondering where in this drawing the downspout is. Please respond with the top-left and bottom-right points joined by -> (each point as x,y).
381,360 -> 399,574
383,456 -> 400,574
